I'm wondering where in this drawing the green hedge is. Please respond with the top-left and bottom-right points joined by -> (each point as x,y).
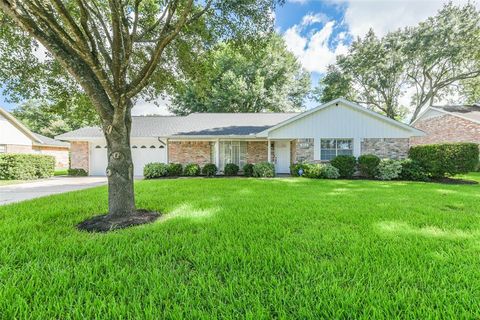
224,163 -> 239,176
144,163 -> 168,179
331,155 -> 356,178
68,168 -> 88,176
252,162 -> 275,178
202,163 -> 218,177
358,154 -> 380,178
409,143 -> 479,178
0,154 -> 55,180
243,163 -> 254,177
184,163 -> 201,176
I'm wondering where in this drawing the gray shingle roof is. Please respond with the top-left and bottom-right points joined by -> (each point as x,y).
433,104 -> 480,123
33,133 -> 70,147
56,113 -> 299,140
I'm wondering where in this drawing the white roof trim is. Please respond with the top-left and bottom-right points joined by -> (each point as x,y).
0,106 -> 42,143
412,106 -> 480,126
257,98 -> 425,137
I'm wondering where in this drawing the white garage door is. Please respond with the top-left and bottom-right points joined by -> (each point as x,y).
89,142 -> 167,176
90,144 -> 108,176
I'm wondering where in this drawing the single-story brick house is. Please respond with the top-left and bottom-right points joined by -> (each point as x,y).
411,104 -> 480,146
56,98 -> 424,176
0,107 -> 70,168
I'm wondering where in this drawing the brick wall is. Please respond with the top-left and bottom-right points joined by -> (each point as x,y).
168,141 -> 213,165
33,146 -> 69,168
361,138 -> 409,159
411,114 -> 480,145
246,141 -> 268,163
292,138 -> 314,163
5,144 -> 32,153
70,141 -> 89,172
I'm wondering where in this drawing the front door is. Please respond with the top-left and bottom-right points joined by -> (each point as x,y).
274,141 -> 291,174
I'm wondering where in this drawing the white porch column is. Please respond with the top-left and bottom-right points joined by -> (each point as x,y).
267,139 -> 272,163
215,139 -> 220,167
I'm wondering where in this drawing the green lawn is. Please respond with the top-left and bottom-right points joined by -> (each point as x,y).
54,169 -> 68,176
1,174 -> 480,318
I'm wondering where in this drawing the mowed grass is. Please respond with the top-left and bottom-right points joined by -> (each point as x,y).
1,175 -> 480,318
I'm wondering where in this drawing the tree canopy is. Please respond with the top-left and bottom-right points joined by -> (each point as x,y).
170,34 -> 310,115
0,0 -> 281,225
313,2 -> 480,121
12,99 -> 98,137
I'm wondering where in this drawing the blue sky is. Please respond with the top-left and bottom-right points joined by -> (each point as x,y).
1,0 -> 474,114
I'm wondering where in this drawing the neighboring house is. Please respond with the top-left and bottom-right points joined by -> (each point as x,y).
56,98 -> 424,176
0,107 -> 70,168
411,104 -> 480,145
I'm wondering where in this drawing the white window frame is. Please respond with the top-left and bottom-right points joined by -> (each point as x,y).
320,138 -> 354,161
0,144 -> 6,153
219,141 -> 247,171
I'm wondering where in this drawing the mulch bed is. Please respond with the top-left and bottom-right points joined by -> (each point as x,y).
77,209 -> 160,233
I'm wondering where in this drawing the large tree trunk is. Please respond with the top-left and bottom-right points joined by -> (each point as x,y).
104,100 -> 135,217
77,99 -> 159,232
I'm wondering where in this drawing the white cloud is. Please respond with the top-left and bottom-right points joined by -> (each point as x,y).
283,20 -> 348,73
131,97 -> 171,116
341,0 -> 480,38
301,12 -> 329,26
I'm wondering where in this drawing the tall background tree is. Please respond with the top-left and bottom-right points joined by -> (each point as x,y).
0,0 -> 280,230
170,34 -> 310,115
13,98 -> 98,137
313,2 -> 480,122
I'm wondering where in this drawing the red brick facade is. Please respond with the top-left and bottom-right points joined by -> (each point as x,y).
246,141 -> 268,163
70,141 -> 89,172
32,146 -> 70,168
411,114 -> 480,145
168,141 -> 213,165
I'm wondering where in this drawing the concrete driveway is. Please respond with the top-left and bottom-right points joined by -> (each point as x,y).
0,177 -> 107,205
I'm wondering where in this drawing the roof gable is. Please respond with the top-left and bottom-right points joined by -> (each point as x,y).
257,98 -> 424,137
413,105 -> 480,125
0,107 -> 41,143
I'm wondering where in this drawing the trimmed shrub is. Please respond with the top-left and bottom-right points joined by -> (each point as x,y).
358,154 -> 380,178
202,163 -> 217,177
68,168 -> 88,177
303,164 -> 322,178
253,162 -> 275,178
399,159 -> 429,181
331,155 -> 356,178
322,164 -> 341,179
0,154 -> 55,180
290,163 -> 309,177
243,163 -> 254,177
224,163 -> 239,176
144,163 -> 168,179
167,163 -> 183,176
303,163 -> 339,179
409,143 -> 479,178
375,159 -> 402,180
184,163 -> 201,176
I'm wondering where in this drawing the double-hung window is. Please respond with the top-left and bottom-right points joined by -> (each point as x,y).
320,139 -> 353,161
0,145 -> 6,153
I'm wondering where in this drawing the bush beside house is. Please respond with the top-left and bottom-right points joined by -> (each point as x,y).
202,163 -> 218,177
252,162 -> 275,178
409,143 -> 479,177
184,163 -> 201,176
0,154 -> 55,180
224,163 -> 240,176
243,164 -> 254,177
330,155 -> 356,178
